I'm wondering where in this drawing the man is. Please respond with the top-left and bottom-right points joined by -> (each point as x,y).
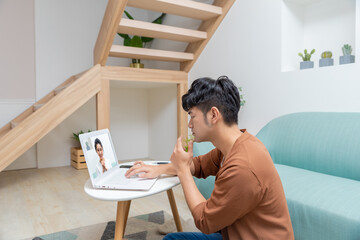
126,76 -> 294,240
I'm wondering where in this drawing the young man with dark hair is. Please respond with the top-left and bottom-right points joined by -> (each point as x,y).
126,76 -> 294,240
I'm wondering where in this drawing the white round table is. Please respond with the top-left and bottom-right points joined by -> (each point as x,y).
84,162 -> 182,240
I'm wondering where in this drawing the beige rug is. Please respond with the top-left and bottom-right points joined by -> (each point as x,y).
25,211 -> 198,240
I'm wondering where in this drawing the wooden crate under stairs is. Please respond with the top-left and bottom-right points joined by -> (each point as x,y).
71,147 -> 87,170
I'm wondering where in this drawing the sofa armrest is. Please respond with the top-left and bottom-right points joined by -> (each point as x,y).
193,142 -> 216,199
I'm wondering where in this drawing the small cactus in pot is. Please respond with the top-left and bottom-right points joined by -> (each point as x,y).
321,51 -> 332,59
298,49 -> 315,61
340,44 -> 355,65
342,44 -> 352,56
320,51 -> 333,67
299,49 -> 315,70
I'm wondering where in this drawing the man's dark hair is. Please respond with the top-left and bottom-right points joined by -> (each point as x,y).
94,138 -> 103,149
182,76 -> 241,126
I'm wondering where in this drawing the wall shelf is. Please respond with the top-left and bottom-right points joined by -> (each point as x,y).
281,0 -> 356,72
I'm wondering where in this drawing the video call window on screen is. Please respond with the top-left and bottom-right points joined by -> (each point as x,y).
83,133 -> 117,179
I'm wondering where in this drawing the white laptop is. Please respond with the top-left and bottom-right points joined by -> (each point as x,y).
79,129 -> 157,190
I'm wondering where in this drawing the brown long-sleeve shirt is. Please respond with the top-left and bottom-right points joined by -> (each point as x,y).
192,130 -> 294,240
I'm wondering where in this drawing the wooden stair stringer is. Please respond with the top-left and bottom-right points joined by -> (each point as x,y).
94,0 -> 128,66
0,64 -> 102,172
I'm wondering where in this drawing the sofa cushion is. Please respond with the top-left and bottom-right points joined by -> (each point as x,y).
275,163 -> 360,240
257,112 -> 360,181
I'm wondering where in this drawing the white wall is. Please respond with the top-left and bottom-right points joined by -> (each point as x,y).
34,0 -> 110,100
148,85 -> 177,161
190,0 -> 360,135
0,100 -> 34,127
0,0 -> 37,170
0,0 -> 36,100
110,86 -> 149,162
281,1 -> 304,71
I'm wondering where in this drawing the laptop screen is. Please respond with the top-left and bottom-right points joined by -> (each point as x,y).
80,129 -> 118,180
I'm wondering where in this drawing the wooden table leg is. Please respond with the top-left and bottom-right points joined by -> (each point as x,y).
114,200 -> 131,240
167,188 -> 183,232
123,200 -> 131,231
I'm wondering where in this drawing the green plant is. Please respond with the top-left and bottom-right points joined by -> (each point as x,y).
321,51 -> 332,59
238,87 -> 246,107
118,11 -> 166,64
184,135 -> 194,152
298,49 -> 315,61
342,44 -> 352,56
72,130 -> 92,146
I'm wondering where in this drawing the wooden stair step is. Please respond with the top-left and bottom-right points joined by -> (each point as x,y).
0,123 -> 11,138
54,84 -> 70,95
0,73 -> 77,142
37,92 -> 55,105
127,0 -> 222,20
11,107 -> 34,128
10,121 -> 18,129
118,19 -> 207,43
109,45 -> 194,62
33,104 -> 44,111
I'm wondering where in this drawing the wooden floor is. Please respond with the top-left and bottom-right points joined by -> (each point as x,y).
0,166 -> 195,240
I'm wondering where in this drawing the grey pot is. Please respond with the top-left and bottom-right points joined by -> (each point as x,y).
340,55 -> 355,65
300,61 -> 314,70
319,58 -> 334,67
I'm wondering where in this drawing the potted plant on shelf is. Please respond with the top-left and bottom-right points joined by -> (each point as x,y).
71,130 -> 92,169
118,11 -> 166,68
298,49 -> 315,70
319,51 -> 333,67
340,44 -> 355,65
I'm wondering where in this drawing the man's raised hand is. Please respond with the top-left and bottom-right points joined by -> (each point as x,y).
170,137 -> 193,174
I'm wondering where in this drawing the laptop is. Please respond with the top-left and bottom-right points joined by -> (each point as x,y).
79,129 -> 157,190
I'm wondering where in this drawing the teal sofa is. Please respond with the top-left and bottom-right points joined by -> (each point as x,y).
193,112 -> 360,240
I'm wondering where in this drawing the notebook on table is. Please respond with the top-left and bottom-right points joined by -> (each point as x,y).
79,129 -> 157,190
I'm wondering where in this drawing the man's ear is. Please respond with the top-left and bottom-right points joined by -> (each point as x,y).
208,107 -> 220,124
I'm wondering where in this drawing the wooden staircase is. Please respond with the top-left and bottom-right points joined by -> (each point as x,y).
94,0 -> 235,72
0,0 -> 235,172
0,65 -> 102,171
